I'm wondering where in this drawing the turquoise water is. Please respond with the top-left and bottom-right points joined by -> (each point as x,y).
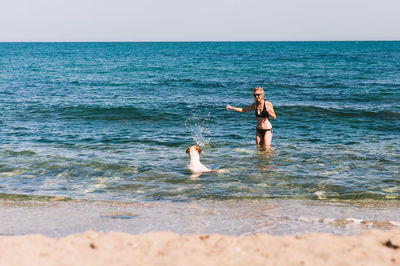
0,42 -> 399,202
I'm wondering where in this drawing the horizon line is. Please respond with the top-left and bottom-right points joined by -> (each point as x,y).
1,39 -> 400,43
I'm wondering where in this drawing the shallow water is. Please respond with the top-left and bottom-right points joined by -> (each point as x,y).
0,42 -> 399,203
1,199 -> 399,237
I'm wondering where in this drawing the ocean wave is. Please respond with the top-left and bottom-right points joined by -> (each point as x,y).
0,149 -> 36,157
26,105 -> 184,122
192,80 -> 228,89
0,193 -> 70,201
278,105 -> 400,120
66,80 -> 128,88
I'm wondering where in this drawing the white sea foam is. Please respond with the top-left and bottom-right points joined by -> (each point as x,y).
0,169 -> 24,177
234,148 -> 256,154
389,221 -> 400,226
314,190 -> 327,199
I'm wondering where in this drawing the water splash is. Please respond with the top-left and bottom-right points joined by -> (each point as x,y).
185,108 -> 212,147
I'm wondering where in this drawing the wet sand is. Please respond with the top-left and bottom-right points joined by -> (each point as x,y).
1,199 -> 400,237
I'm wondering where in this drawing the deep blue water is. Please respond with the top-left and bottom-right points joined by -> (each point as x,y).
0,42 -> 399,202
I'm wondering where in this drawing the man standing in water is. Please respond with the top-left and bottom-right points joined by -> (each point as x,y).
226,87 -> 276,146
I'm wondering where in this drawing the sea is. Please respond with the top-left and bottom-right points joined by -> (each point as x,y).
0,42 -> 399,237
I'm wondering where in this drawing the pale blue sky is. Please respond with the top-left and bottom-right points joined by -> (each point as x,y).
1,0 -> 399,41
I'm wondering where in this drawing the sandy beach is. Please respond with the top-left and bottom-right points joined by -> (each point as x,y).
0,229 -> 399,265
1,200 -> 399,265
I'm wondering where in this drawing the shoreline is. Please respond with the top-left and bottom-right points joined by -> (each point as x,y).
1,199 -> 399,264
1,229 -> 399,265
1,199 -> 399,237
